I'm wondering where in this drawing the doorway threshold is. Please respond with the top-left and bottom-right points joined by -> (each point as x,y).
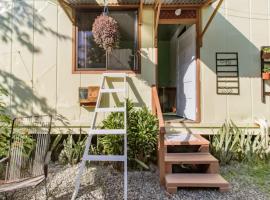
163,113 -> 193,123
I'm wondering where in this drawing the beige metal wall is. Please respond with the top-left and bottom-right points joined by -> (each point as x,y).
200,0 -> 270,127
1,0 -> 270,132
0,1 -> 155,132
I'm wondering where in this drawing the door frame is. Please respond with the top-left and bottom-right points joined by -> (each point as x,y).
155,8 -> 201,123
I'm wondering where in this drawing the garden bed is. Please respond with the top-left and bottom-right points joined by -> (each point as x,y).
4,162 -> 269,200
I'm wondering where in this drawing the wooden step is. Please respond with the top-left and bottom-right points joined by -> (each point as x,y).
165,133 -> 209,146
165,153 -> 218,164
165,173 -> 230,193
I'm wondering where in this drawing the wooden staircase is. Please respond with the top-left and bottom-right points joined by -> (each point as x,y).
152,86 -> 230,193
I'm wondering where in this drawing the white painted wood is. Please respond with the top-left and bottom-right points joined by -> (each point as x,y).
72,73 -> 128,200
95,107 -> 125,112
103,73 -> 127,78
84,155 -> 126,162
123,74 -> 128,200
176,25 -> 197,121
90,129 -> 126,135
100,88 -> 125,93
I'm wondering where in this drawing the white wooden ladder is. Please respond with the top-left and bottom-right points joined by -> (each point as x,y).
72,73 -> 128,200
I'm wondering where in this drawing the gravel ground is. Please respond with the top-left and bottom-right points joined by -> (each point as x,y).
2,163 -> 269,200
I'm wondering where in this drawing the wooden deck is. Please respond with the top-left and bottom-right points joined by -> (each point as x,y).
151,85 -> 230,193
165,174 -> 230,193
165,152 -> 218,164
164,132 -> 209,146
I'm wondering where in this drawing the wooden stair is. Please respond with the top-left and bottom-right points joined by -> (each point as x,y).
151,86 -> 230,194
163,132 -> 230,193
166,174 -> 230,193
165,153 -> 218,164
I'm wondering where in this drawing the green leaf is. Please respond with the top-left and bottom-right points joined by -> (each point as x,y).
134,158 -> 149,170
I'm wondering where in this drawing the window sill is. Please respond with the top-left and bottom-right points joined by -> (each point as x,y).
72,69 -> 140,74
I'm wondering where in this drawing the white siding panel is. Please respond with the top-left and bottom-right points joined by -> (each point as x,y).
0,1 -> 12,111
201,0 -> 270,125
11,0 -> 34,116
201,4 -> 228,124
250,0 -> 270,120
56,5 -> 80,126
33,1 -> 58,115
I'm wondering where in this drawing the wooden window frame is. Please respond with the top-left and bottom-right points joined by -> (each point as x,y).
72,8 -> 141,74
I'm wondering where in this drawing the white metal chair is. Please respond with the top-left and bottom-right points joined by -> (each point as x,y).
0,115 -> 52,196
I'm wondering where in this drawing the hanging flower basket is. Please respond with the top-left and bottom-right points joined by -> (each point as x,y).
92,14 -> 119,52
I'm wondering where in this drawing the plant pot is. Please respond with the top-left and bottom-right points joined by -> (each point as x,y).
262,72 -> 270,80
262,52 -> 270,59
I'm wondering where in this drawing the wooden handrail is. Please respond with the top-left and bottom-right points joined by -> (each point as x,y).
151,85 -> 165,185
151,85 -> 165,131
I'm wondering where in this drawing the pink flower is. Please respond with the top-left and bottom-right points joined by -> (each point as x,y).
92,15 -> 119,52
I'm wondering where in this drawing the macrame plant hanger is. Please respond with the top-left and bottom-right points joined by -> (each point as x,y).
103,0 -> 109,69
103,0 -> 109,16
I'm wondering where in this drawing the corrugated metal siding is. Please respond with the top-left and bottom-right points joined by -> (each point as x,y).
65,0 -> 208,5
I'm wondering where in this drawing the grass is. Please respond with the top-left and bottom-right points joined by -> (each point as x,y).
221,161 -> 270,195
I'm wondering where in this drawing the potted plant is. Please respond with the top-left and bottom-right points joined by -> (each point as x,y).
262,47 -> 270,59
262,65 -> 270,80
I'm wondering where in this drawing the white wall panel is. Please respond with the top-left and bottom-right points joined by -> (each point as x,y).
201,0 -> 270,126
10,0 -> 34,116
56,4 -> 80,126
0,1 -> 12,109
33,1 -> 58,115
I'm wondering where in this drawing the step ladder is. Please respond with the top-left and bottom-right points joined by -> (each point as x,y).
72,73 -> 128,200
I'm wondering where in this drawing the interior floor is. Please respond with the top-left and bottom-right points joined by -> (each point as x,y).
163,113 -> 192,123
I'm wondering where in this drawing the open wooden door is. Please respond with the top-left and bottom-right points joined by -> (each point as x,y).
176,25 -> 197,120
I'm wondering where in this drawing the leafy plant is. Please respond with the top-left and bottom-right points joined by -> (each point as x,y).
96,100 -> 158,170
0,86 -> 10,123
211,120 -> 270,165
14,130 -> 36,158
47,134 -> 63,162
59,135 -> 86,165
263,65 -> 270,73
263,47 -> 270,53
0,86 -> 11,158
0,125 -> 11,158
210,120 -> 240,165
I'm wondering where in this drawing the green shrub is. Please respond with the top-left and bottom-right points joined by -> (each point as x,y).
263,47 -> 270,53
59,134 -> 86,165
211,120 -> 270,165
97,100 -> 158,170
0,86 -> 10,123
0,86 -> 11,159
0,125 -> 10,158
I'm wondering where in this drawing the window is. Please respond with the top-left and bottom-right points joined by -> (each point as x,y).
75,10 -> 139,72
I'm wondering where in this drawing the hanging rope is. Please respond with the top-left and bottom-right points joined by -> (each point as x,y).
103,0 -> 109,15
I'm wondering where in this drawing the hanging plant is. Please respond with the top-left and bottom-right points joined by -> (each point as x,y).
92,14 -> 119,52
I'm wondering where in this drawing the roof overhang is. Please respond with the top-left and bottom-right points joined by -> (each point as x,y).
58,0 -> 219,46
62,0 -> 217,8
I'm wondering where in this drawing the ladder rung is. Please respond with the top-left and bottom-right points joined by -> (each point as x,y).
91,129 -> 126,135
84,155 -> 126,162
103,73 -> 126,78
100,88 -> 125,93
96,107 -> 125,112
